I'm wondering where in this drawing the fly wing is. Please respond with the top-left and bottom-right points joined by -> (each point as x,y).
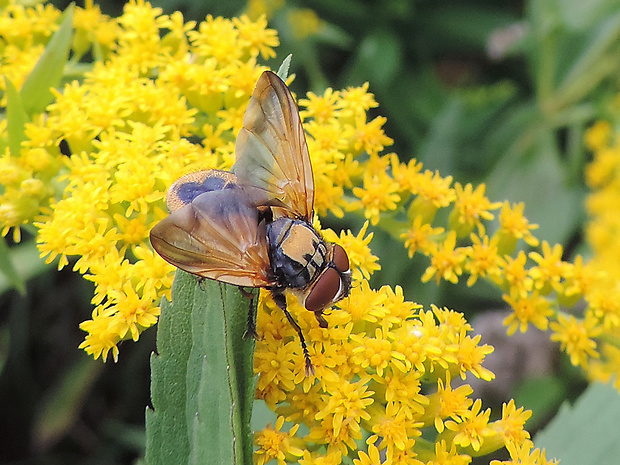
166,169 -> 237,212
233,71 -> 314,222
150,188 -> 274,287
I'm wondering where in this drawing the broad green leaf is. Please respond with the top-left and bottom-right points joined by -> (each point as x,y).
145,271 -> 256,465
20,4 -> 74,116
186,279 -> 256,465
4,77 -> 29,159
535,382 -> 620,465
145,271 -> 195,465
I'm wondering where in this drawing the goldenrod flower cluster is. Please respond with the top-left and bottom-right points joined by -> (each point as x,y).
583,119 -> 620,388
0,1 -> 62,242
0,1 -> 569,463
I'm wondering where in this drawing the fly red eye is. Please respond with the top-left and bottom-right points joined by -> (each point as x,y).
305,267 -> 341,312
332,244 -> 349,272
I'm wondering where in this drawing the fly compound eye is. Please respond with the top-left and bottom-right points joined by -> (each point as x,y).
332,244 -> 349,273
305,267 -> 341,313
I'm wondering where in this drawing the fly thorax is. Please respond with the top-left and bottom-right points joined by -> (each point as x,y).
267,217 -> 328,289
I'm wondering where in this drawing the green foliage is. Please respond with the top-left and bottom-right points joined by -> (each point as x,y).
535,382 -> 620,465
513,376 -> 568,429
145,271 -> 256,465
20,4 -> 73,116
0,240 -> 51,295
32,356 -> 103,451
4,78 -> 28,160
0,233 -> 26,294
6,0 -> 620,462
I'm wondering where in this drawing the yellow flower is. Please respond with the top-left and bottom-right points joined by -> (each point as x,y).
464,234 -> 502,286
106,281 -> 160,341
422,376 -> 473,433
255,313 -> 298,397
376,370 -> 428,417
347,114 -> 394,156
494,400 -> 532,446
584,283 -> 620,330
494,202 -> 539,255
584,120 -> 611,151
449,183 -> 501,237
391,155 -> 424,194
497,251 -> 534,297
3,4 -> 561,462
299,88 -> 341,124
588,343 -> 620,389
189,14 -> 242,63
73,1 -> 117,60
287,8 -> 324,40
0,3 -> 60,48
19,6 -> 279,362
421,231 -> 466,284
558,254 -> 595,307
78,308 -> 121,362
444,399 -> 494,452
502,290 -> 553,335
365,403 -> 421,460
254,416 -> 305,465
353,444 -> 384,465
426,440 -> 472,465
350,327 -> 395,377
585,146 -> 620,188
315,376 -> 374,438
528,241 -> 567,295
245,0 -> 285,21
452,330 -> 495,381
339,82 -> 379,119
491,441 -> 558,465
410,170 -> 455,211
401,215 -> 445,257
233,14 -> 279,59
351,168 -> 401,225
550,313 -> 601,368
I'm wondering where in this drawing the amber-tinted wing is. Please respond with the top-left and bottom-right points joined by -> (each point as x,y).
233,71 -> 314,222
150,189 -> 274,288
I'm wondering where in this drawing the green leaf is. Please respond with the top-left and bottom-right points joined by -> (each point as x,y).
145,271 -> 256,465
276,54 -> 292,80
535,382 -> 620,465
344,30 -> 403,88
4,77 -> 29,158
551,11 -> 620,112
513,376 -> 567,429
145,272 -> 193,465
486,126 -> 585,245
0,239 -> 47,295
0,238 -> 25,295
20,4 -> 74,116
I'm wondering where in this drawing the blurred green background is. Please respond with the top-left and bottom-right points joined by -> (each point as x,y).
3,0 -> 620,462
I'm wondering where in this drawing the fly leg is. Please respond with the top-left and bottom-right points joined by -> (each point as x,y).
272,292 -> 315,376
